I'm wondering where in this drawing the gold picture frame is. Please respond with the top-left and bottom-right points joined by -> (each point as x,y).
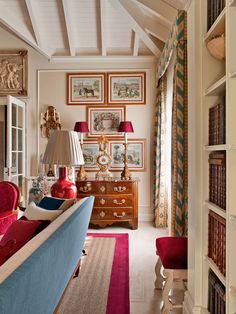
107,72 -> 146,105
0,50 -> 28,96
67,72 -> 106,105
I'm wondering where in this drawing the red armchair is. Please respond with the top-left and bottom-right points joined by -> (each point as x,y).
0,181 -> 20,235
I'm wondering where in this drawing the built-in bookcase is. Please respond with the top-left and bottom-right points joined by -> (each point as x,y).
201,0 -> 236,312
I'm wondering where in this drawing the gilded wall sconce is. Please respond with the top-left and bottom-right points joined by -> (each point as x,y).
40,106 -> 61,138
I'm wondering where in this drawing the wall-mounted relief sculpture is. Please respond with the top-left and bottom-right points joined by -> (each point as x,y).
0,50 -> 28,96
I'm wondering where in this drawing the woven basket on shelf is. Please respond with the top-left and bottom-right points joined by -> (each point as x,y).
207,34 -> 225,60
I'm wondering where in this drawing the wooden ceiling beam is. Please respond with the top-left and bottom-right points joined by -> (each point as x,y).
62,0 -> 75,56
109,0 -> 161,57
100,0 -> 107,56
132,0 -> 177,28
24,0 -> 42,48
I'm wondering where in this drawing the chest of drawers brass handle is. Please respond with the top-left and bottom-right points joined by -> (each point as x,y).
113,211 -> 126,218
79,186 -> 92,193
114,186 -> 126,192
100,186 -> 106,192
99,198 -> 106,205
99,211 -> 106,218
113,199 -> 125,205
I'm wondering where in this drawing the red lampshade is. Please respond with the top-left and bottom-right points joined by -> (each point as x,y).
74,121 -> 89,133
118,121 -> 134,133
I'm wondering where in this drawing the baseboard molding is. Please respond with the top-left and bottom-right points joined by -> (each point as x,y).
183,290 -> 209,314
138,206 -> 153,222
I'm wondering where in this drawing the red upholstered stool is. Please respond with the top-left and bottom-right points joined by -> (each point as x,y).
155,237 -> 187,313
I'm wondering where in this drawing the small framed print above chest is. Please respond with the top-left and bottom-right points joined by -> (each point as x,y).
76,178 -> 139,229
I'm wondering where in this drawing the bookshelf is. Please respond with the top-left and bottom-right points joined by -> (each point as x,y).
200,0 -> 236,312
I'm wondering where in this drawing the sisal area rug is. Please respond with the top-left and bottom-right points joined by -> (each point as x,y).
56,233 -> 129,314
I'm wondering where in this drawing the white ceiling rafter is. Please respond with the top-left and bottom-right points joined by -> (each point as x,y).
109,0 -> 162,57
24,0 -> 42,48
132,0 -> 177,28
144,15 -> 169,42
62,0 -> 75,56
0,6 -> 50,59
100,0 -> 107,56
162,0 -> 187,10
133,32 -> 139,56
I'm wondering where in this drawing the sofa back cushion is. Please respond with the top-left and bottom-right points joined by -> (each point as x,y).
0,240 -> 16,266
38,197 -> 76,211
1,220 -> 43,256
24,202 -> 63,221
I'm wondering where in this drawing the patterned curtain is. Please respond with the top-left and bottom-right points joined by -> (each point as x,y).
154,10 -> 188,234
154,74 -> 168,227
171,12 -> 188,236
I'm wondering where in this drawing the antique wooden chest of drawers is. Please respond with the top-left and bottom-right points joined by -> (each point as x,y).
76,178 -> 139,229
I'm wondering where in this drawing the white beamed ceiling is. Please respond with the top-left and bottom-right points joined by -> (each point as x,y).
0,0 -> 189,60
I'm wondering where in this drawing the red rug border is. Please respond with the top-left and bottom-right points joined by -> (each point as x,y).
87,233 -> 130,314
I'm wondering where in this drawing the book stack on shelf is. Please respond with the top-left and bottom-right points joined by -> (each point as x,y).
208,98 -> 225,145
207,0 -> 226,30
208,210 -> 226,276
208,269 -> 226,314
208,152 -> 226,210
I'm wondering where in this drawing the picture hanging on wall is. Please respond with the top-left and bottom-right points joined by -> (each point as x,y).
107,72 -> 146,105
0,50 -> 28,96
109,139 -> 146,171
81,140 -> 99,171
87,106 -> 125,138
67,73 -> 106,105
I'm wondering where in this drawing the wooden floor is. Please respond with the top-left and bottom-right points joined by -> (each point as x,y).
89,222 -> 184,314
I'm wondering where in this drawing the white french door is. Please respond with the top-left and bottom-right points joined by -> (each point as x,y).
4,96 -> 26,193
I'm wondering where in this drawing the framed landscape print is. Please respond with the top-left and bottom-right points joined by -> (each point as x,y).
87,106 -> 125,138
109,139 -> 146,171
67,73 -> 105,105
107,72 -> 146,105
81,141 -> 99,171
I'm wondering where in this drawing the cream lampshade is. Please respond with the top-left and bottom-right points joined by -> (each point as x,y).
43,130 -> 84,198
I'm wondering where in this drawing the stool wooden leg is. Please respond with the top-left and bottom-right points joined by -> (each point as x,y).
161,269 -> 173,314
154,258 -> 164,289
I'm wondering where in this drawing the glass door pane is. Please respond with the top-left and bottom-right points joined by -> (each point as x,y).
5,96 -> 25,195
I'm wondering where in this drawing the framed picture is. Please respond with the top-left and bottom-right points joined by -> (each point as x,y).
67,73 -> 106,105
109,139 -> 146,171
87,106 -> 125,138
107,72 -> 146,105
81,141 -> 99,171
0,50 -> 28,96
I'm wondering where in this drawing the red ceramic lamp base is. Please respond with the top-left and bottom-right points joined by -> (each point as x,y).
51,167 -> 77,199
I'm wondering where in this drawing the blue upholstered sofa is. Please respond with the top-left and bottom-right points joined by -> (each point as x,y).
0,196 -> 94,314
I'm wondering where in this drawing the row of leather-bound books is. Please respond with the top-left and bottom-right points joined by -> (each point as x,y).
208,100 -> 225,146
208,152 -> 226,210
208,210 -> 226,276
208,269 -> 226,314
207,0 -> 226,30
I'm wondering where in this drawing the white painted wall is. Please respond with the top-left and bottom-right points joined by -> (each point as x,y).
0,25 -> 157,222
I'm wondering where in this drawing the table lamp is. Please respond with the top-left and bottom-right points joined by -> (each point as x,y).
74,121 -> 89,180
118,121 -> 134,180
43,130 -> 84,199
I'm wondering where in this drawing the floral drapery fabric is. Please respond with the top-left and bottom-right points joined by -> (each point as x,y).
154,74 -> 168,227
154,11 -> 188,236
